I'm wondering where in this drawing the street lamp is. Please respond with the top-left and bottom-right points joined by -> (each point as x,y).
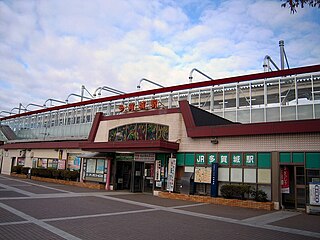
188,68 -> 213,83
25,103 -> 44,111
65,93 -> 92,103
93,86 -> 125,97
43,98 -> 66,108
0,110 -> 12,117
136,78 -> 164,90
81,85 -> 94,101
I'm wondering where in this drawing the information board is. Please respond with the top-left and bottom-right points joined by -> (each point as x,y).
194,167 -> 211,183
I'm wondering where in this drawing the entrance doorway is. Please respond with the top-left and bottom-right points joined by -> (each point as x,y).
115,160 -> 155,193
116,161 -> 132,190
143,162 -> 154,193
281,165 -> 306,210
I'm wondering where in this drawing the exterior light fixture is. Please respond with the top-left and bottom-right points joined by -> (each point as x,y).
43,99 -> 66,107
189,68 -> 213,83
93,86 -> 125,97
211,138 -> 219,144
136,78 -> 164,90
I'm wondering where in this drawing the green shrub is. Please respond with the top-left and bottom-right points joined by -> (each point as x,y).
51,169 -> 61,179
69,170 -> 80,181
250,189 -> 268,202
31,168 -> 79,181
11,165 -> 23,174
21,167 -> 30,175
220,184 -> 251,200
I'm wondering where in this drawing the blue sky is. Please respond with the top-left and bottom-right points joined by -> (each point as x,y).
0,0 -> 319,113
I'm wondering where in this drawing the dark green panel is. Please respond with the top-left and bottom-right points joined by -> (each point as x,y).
156,153 -> 166,165
176,153 -> 185,166
279,152 -> 291,163
306,153 -> 320,169
257,153 -> 271,168
185,153 -> 195,166
292,153 -> 304,163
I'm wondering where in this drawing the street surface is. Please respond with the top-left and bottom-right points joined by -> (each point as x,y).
0,174 -> 319,240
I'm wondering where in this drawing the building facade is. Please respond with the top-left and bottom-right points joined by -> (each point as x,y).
1,65 -> 320,212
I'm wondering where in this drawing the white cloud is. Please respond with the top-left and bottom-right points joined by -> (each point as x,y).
0,0 -> 319,113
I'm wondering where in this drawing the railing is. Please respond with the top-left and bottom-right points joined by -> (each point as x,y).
1,65 -> 320,140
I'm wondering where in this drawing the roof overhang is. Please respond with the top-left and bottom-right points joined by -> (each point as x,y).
179,101 -> 320,137
80,140 -> 179,153
0,141 -> 86,150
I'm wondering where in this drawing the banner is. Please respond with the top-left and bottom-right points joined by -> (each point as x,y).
155,160 -> 161,181
166,158 -> 176,192
281,166 -> 290,193
309,183 -> 320,206
211,163 -> 219,197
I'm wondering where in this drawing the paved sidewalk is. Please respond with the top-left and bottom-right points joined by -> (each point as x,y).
0,174 -> 319,240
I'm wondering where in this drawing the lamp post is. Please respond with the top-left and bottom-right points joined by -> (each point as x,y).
93,86 -> 125,98
43,99 -> 66,108
0,111 -> 12,117
136,78 -> 164,90
188,68 -> 213,83
65,93 -> 92,104
81,85 -> 94,101
25,103 -> 44,111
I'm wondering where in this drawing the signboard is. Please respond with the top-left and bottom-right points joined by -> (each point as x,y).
166,158 -> 176,192
196,154 -> 205,165
281,166 -> 290,193
208,153 -> 217,164
155,160 -> 161,181
211,163 -> 219,197
231,153 -> 242,165
219,154 -> 229,165
194,167 -> 211,183
309,183 -> 320,205
134,153 -> 155,162
245,153 -> 256,165
118,99 -> 159,113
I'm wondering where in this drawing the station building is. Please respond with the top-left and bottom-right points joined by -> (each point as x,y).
0,64 -> 320,212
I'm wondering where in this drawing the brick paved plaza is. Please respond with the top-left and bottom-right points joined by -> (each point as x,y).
0,175 -> 319,240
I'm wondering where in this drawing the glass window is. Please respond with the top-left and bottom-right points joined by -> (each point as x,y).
87,159 -> 97,173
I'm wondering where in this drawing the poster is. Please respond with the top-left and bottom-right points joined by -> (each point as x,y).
166,158 -> 176,192
96,159 -> 105,174
58,160 -> 66,170
67,154 -> 81,170
281,166 -> 290,193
